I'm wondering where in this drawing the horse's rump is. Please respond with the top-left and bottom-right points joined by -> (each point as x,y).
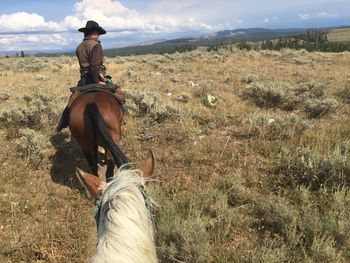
69,91 -> 126,178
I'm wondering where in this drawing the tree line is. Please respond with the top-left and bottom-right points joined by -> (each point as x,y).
238,30 -> 350,52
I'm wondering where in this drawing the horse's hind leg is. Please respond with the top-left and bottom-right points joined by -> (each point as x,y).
105,150 -> 115,182
83,145 -> 98,176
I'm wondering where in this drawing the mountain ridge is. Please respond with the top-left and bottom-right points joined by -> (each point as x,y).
6,26 -> 350,56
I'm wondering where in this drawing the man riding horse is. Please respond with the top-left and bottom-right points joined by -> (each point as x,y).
57,20 -> 125,132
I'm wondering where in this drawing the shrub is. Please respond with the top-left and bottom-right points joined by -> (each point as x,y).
14,58 -> 49,72
0,105 -> 41,128
36,75 -> 49,81
296,82 -> 325,99
308,235 -> 342,263
114,56 -> 126,64
336,85 -> 350,103
176,93 -> 190,103
242,80 -> 297,110
156,198 -> 213,263
160,67 -> 175,74
192,80 -> 216,99
124,89 -> 176,122
14,128 -> 46,163
241,74 -> 258,84
0,61 -> 11,71
216,176 -> 253,208
253,195 -> 299,242
157,212 -> 213,262
0,92 -> 60,129
169,77 -> 180,83
56,55 -> 75,65
248,113 -> 309,140
296,81 -> 317,93
125,69 -> 141,82
304,98 -> 338,118
293,57 -> 311,65
252,243 -> 290,263
274,146 -> 350,190
0,93 -> 10,101
251,188 -> 349,262
155,182 -> 242,263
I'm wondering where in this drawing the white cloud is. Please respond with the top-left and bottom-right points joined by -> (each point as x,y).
62,0 -> 217,34
0,0 -> 221,51
263,16 -> 277,23
0,0 -> 217,35
62,0 -> 143,31
298,11 -> 338,21
0,33 -> 70,51
0,12 -> 62,32
298,13 -> 311,20
316,11 -> 338,18
74,0 -> 133,16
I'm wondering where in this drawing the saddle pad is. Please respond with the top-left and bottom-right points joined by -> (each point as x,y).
70,83 -> 117,93
69,83 -> 125,106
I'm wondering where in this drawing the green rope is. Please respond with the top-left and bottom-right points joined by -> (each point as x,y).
140,185 -> 152,212
94,199 -> 102,224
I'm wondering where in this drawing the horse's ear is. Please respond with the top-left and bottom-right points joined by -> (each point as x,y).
140,150 -> 154,186
76,168 -> 105,199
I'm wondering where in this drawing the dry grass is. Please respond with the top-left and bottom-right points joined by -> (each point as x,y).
1,48 -> 350,262
328,28 -> 350,42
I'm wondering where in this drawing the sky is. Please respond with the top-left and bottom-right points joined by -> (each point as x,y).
0,0 -> 349,53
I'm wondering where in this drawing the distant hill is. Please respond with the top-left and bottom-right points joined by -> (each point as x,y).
103,28 -> 311,56
189,28 -> 307,42
328,28 -> 350,42
34,26 -> 350,57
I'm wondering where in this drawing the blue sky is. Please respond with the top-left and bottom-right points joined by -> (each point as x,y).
0,0 -> 349,52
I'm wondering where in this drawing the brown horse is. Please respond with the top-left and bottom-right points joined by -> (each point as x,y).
69,91 -> 128,181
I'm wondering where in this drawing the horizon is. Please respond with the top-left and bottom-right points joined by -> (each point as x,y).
1,0 -> 350,53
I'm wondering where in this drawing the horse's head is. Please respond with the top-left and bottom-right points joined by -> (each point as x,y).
75,150 -> 158,262
76,150 -> 154,199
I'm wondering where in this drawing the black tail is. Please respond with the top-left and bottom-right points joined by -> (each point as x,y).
85,103 -> 128,168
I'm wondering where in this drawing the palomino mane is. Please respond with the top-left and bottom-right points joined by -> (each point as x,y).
92,168 -> 158,263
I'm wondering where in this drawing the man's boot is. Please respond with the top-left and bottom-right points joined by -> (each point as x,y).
56,91 -> 81,132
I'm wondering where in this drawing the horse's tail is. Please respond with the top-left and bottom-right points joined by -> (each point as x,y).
85,102 -> 128,168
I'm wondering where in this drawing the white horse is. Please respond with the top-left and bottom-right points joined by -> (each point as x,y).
76,152 -> 158,263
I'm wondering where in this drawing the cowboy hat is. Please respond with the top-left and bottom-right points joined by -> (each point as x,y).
78,20 -> 106,35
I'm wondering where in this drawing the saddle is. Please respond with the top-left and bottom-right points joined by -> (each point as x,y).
69,83 -> 117,94
68,83 -> 126,108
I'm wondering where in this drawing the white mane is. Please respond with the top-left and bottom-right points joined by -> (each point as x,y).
91,169 -> 158,263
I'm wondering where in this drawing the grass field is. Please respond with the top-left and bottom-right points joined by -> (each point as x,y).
1,47 -> 350,262
327,28 -> 350,42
